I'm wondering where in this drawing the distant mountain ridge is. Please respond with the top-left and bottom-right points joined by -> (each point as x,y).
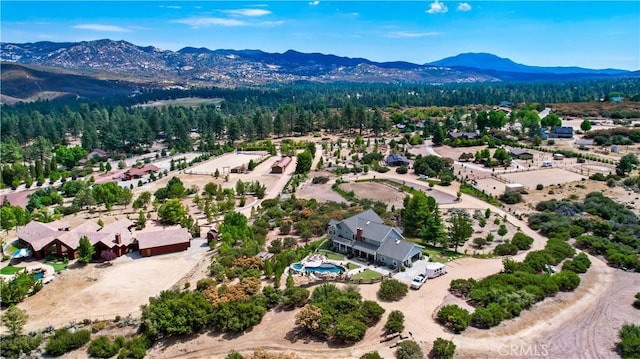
428,52 -> 628,75
0,39 -> 636,101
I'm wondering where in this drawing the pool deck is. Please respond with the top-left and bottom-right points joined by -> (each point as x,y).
0,260 -> 56,284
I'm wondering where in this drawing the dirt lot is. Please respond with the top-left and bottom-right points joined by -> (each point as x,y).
16,239 -> 210,333
187,152 -> 268,176
500,168 -> 585,189
339,181 -> 405,208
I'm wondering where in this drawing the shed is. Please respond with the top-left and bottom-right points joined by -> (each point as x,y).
505,183 -> 525,193
508,148 -> 534,160
271,157 -> 292,174
206,228 -> 219,244
611,145 -> 619,153
137,227 -> 191,257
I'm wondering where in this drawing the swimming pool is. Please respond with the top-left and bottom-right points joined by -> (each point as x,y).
292,262 -> 345,274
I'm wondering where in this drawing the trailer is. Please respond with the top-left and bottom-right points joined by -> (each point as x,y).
542,160 -> 553,168
425,262 -> 447,278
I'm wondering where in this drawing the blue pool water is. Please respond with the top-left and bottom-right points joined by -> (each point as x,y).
292,262 -> 345,274
34,272 -> 44,280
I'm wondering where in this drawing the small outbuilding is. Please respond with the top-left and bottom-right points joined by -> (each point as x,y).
508,148 -> 534,160
206,228 -> 219,244
271,157 -> 292,174
553,153 -> 565,160
505,183 -> 525,193
137,227 -> 191,257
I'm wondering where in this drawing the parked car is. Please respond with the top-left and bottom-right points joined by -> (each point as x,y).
410,274 -> 426,289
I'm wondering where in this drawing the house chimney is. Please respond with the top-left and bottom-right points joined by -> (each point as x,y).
115,233 -> 122,245
356,227 -> 363,241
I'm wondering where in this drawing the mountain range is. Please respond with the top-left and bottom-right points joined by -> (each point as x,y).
1,39 -> 636,102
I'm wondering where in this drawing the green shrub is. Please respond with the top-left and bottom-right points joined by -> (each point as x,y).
226,351 -> 245,359
196,278 -> 216,291
470,307 -> 494,329
360,351 -> 383,359
384,310 -> 405,334
0,334 -> 42,359
553,270 -> 581,291
436,304 -> 470,333
395,166 -> 408,174
499,191 -> 523,204
430,337 -> 456,359
511,232 -> 534,250
494,243 -> 518,256
117,335 -> 150,359
449,278 -> 477,298
45,328 -> 91,356
378,279 -> 409,301
634,293 -> 640,310
89,336 -> 121,358
536,184 -> 544,190
395,340 -> 424,359
618,324 -> 640,359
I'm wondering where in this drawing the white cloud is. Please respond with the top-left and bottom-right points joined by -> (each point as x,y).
309,1 -> 320,5
159,5 -> 182,9
72,24 -> 132,32
457,2 -> 471,11
426,0 -> 448,14
172,17 -> 247,28
386,31 -> 441,38
224,9 -> 271,17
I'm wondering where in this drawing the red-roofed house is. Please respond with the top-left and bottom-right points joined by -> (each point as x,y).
271,157 -> 291,174
137,227 -> 192,257
17,218 -> 135,260
122,164 -> 160,180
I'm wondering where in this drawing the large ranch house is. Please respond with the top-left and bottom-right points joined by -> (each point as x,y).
16,218 -> 192,260
328,209 -> 423,268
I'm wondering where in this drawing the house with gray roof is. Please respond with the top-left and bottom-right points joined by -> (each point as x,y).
328,209 -> 423,268
386,154 -> 410,167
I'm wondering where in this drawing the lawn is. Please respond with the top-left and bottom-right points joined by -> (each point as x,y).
346,263 -> 361,270
324,252 -> 345,261
44,261 -> 68,273
5,243 -> 20,256
422,246 -> 464,263
404,238 -> 464,263
350,269 -> 383,281
0,265 -> 25,275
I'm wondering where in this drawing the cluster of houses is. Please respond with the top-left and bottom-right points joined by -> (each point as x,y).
16,218 -> 192,260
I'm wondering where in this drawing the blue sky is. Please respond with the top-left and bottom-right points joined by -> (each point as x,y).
2,1 -> 639,70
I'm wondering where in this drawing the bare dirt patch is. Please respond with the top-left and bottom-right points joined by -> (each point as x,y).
339,181 -> 405,208
500,168 -> 585,189
16,240 -> 210,332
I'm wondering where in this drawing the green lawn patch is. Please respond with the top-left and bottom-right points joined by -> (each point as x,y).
420,245 -> 464,263
45,261 -> 68,273
324,252 -> 345,261
351,269 -> 383,281
1,265 -> 25,275
346,263 -> 361,270
5,243 -> 20,256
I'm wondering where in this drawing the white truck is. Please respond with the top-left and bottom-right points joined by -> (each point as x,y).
425,262 -> 447,279
410,274 -> 427,289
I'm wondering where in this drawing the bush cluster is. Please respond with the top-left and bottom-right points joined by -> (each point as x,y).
377,279 -> 409,301
430,337 -> 456,359
45,328 -> 91,356
436,305 -> 470,333
0,334 -> 42,358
